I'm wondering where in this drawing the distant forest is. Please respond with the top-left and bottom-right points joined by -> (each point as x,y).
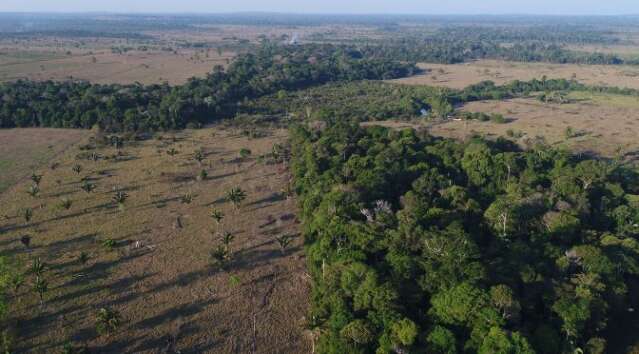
0,44 -> 417,131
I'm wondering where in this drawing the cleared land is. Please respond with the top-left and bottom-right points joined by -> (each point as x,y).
0,49 -> 233,85
391,59 -> 639,90
365,92 -> 639,159
0,128 -> 86,194
0,126 -> 309,353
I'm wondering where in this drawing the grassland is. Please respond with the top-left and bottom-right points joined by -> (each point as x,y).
364,91 -> 639,160
0,126 -> 309,353
390,59 -> 639,90
0,48 -> 233,85
0,128 -> 86,194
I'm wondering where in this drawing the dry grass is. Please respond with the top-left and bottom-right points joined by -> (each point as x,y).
0,49 -> 233,85
390,59 -> 639,90
0,126 -> 310,353
0,128 -> 86,194
364,94 -> 639,160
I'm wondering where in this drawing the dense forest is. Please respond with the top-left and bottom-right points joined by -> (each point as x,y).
291,122 -> 639,353
0,44 -> 417,131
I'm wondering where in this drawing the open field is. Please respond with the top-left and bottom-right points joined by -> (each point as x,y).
365,92 -> 639,159
0,48 -> 233,84
0,126 -> 309,353
390,59 -> 639,90
0,128 -> 87,194
449,95 -> 639,158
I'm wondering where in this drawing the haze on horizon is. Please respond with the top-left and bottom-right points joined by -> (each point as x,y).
1,0 -> 638,16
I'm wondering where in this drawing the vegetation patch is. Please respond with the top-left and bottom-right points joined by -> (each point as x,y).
291,122 -> 639,353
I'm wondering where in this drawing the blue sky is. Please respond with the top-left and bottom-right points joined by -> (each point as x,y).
0,0 -> 638,15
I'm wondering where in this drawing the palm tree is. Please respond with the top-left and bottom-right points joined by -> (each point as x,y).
226,187 -> 247,210
194,149 -> 205,165
31,173 -> 43,185
30,258 -> 45,277
197,169 -> 208,181
20,235 -> 31,248
81,181 -> 96,193
33,276 -> 48,308
59,197 -> 73,210
239,148 -> 252,161
275,235 -> 293,254
220,231 -> 234,246
210,245 -> 230,269
72,164 -> 83,175
78,252 -> 89,265
210,209 -> 224,226
112,191 -> 128,211
180,192 -> 194,204
96,308 -> 121,336
27,184 -> 40,198
23,208 -> 33,223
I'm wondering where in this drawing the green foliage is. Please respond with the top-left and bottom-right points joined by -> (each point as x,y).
478,327 -> 534,354
30,173 -> 42,185
0,44 -> 415,130
58,197 -> 73,211
180,192 -> 194,204
210,245 -> 231,269
95,307 -> 121,336
239,148 -> 252,160
193,149 -> 205,164
101,239 -> 117,250
112,191 -> 128,211
72,164 -> 82,174
210,209 -> 224,225
80,181 -> 96,193
226,187 -> 247,209
22,207 -> 33,223
197,169 -> 208,181
390,318 -> 418,346
427,326 -> 457,354
275,234 -> 293,254
291,123 -> 639,353
26,184 -> 40,198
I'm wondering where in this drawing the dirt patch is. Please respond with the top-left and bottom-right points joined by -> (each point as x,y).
390,59 -> 639,90
0,126 -> 310,353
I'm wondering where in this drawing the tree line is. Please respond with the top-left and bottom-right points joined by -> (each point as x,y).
291,122 -> 639,353
358,40 -> 628,65
0,43 -> 417,131
240,77 -> 639,124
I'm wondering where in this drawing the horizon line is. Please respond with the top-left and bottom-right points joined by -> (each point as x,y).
0,11 -> 638,17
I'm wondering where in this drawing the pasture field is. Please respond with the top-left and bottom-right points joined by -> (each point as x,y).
365,92 -> 639,160
0,126 -> 309,353
391,59 -> 639,90
0,48 -> 233,85
0,128 -> 87,194
434,95 -> 639,158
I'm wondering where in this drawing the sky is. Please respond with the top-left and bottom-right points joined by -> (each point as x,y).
0,0 -> 638,15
